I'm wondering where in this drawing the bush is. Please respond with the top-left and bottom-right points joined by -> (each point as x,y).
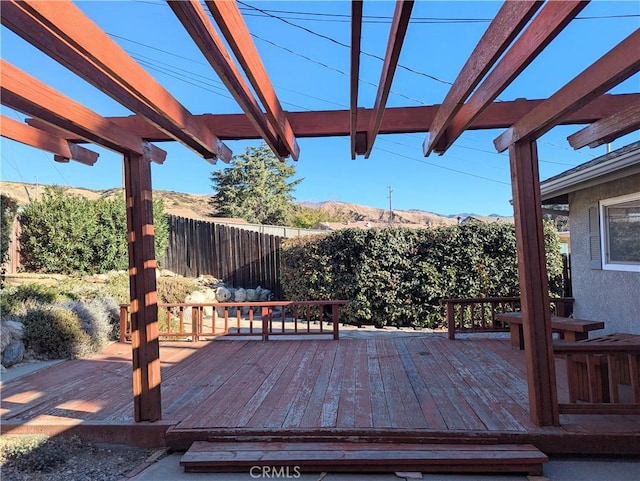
157,276 -> 199,304
18,186 -> 169,275
67,298 -> 119,350
0,283 -> 69,317
280,222 -> 564,329
22,306 -> 93,359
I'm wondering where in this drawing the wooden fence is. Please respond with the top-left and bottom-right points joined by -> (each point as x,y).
161,216 -> 284,297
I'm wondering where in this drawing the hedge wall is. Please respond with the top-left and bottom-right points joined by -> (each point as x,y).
280,222 -> 563,328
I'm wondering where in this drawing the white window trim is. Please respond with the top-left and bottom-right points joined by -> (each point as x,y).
599,192 -> 640,272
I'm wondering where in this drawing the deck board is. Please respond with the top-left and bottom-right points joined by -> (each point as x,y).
2,335 -> 639,455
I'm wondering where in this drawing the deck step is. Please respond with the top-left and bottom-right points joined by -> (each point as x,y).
180,441 -> 548,475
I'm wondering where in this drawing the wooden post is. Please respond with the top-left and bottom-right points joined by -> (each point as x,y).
509,140 -> 559,427
124,151 -> 161,422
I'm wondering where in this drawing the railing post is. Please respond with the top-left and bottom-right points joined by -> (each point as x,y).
191,306 -> 199,342
119,304 -> 129,343
447,302 -> 456,340
261,306 -> 270,341
332,303 -> 340,340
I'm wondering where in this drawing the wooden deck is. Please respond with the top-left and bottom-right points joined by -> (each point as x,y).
2,334 -> 639,454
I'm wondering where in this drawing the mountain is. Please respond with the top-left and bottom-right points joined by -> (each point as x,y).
1,181 -> 508,226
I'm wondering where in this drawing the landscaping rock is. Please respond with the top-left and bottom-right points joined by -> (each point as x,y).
215,287 -> 232,302
2,340 -> 25,367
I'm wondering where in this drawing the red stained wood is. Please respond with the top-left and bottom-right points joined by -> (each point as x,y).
494,29 -> 640,152
365,0 -> 414,158
169,1 -> 284,161
0,60 -> 166,164
568,97 -> 640,149
0,115 -> 98,165
205,0 -> 299,160
350,0 -> 363,159
95,94 -> 639,142
508,140 -> 559,427
125,152 -> 162,422
181,441 -> 548,475
424,0 -> 543,156
1,0 -> 231,163
440,0 -> 588,154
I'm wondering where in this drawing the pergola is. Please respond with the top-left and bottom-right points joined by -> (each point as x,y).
1,0 -> 638,428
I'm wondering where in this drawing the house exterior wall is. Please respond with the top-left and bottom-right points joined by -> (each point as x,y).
568,173 -> 640,334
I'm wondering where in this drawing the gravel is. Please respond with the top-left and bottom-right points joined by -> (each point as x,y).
0,435 -> 157,481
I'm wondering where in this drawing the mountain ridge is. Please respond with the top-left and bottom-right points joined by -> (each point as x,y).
0,181 -> 511,226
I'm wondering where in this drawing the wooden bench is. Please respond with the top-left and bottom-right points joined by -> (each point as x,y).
496,312 -> 604,350
553,333 -> 640,414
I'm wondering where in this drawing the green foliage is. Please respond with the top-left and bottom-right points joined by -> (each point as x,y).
0,282 -> 70,317
291,205 -> 348,228
209,143 -> 302,225
22,305 -> 93,359
1,195 -> 19,280
18,186 -> 169,274
280,222 -> 564,329
156,276 -> 199,304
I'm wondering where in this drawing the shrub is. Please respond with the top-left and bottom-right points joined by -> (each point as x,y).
0,283 -> 69,317
67,298 -> 119,350
157,276 -> 198,304
22,306 -> 92,359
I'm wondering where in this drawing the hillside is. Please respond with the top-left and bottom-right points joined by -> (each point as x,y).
0,181 -> 507,226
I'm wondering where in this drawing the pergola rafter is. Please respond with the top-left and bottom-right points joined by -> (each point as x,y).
434,0 -> 588,155
350,0 -> 364,159
424,0 -> 543,156
494,28 -> 640,152
0,60 -> 166,164
1,114 -> 99,166
169,0 -> 289,161
1,0 -> 232,163
364,0 -> 414,158
205,0 -> 300,160
568,99 -> 640,149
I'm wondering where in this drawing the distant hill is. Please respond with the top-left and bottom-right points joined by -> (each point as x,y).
0,181 -> 510,226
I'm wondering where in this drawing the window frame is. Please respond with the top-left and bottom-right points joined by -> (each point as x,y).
599,192 -> 640,272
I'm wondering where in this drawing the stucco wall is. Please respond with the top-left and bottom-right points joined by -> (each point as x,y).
568,173 -> 640,334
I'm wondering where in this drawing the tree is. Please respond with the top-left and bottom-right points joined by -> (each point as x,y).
209,144 -> 302,225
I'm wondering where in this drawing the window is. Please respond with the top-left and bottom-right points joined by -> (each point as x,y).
599,193 -> 640,272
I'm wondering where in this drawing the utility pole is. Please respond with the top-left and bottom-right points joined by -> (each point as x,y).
387,185 -> 393,225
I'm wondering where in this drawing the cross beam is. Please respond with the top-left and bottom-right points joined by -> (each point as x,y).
1,0 -> 231,163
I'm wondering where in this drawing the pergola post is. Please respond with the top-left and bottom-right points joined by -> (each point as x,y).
124,151 -> 162,422
509,139 -> 559,427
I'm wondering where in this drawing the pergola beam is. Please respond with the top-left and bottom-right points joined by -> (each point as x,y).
364,0 -> 414,158
1,115 -> 99,166
424,0 -> 543,156
168,0 -> 286,161
436,0 -> 588,155
350,0 -> 364,159
97,94 -> 640,142
0,60 -> 166,164
568,98 -> 640,149
205,0 -> 300,161
1,0 -> 231,163
494,28 -> 640,152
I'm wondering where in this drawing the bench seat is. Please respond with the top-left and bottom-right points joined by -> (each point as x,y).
496,312 -> 604,350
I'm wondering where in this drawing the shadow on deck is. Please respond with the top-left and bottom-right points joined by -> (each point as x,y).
1,333 -> 639,455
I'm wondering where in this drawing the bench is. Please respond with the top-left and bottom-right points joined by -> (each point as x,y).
496,312 -> 604,350
553,333 -> 640,414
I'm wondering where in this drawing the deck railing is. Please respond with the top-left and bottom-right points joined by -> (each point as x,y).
119,300 -> 349,342
440,296 -> 574,340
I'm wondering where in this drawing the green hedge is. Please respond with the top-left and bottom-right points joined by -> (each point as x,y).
18,186 -> 168,275
280,222 -> 563,328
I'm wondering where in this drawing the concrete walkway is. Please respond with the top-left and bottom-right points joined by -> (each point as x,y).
127,453 -> 640,481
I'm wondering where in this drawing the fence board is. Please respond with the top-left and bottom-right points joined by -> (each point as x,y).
161,216 -> 287,297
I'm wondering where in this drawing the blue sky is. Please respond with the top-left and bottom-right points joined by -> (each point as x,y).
1,1 -> 639,216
